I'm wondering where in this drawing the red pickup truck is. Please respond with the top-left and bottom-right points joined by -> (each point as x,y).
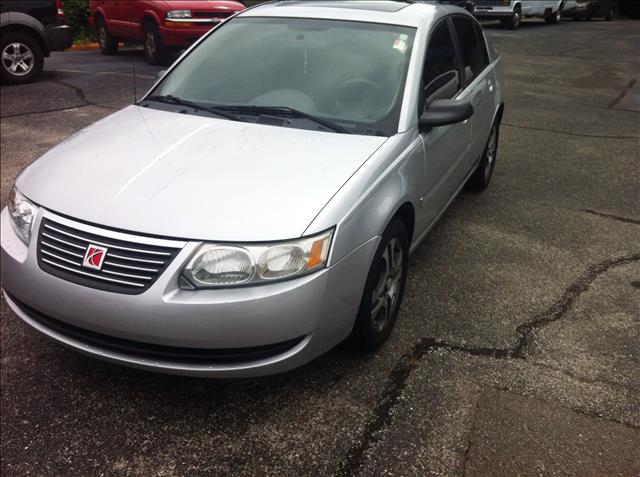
88,0 -> 245,65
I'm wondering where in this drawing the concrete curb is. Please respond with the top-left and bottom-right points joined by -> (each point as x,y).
68,43 -> 100,51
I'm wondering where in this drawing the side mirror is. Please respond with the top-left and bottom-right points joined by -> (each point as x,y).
419,99 -> 473,129
156,70 -> 167,82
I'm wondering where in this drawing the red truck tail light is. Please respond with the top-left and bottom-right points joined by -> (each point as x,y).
56,0 -> 65,18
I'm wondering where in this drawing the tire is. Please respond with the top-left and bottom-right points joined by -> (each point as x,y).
545,6 -> 562,24
467,122 -> 500,191
97,17 -> 118,55
350,219 -> 409,351
585,6 -> 594,21
0,32 -> 44,85
143,22 -> 168,66
605,7 -> 615,20
501,7 -> 521,29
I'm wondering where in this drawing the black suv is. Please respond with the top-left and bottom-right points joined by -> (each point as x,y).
0,0 -> 73,84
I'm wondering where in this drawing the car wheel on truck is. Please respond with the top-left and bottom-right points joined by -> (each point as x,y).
0,32 -> 44,85
545,5 -> 563,24
143,22 -> 168,66
350,219 -> 409,351
501,6 -> 521,30
605,6 -> 615,20
97,17 -> 118,55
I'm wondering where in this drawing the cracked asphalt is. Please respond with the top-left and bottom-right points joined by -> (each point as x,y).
1,18 -> 639,477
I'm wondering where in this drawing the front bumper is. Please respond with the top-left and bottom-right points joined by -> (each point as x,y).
562,4 -> 591,17
44,24 -> 73,52
472,6 -> 514,19
159,25 -> 217,48
1,208 -> 378,377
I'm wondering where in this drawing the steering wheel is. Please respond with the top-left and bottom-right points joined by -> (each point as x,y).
333,78 -> 385,118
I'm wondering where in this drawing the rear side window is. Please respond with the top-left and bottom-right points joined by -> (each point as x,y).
452,17 -> 489,86
474,22 -> 490,67
421,22 -> 460,107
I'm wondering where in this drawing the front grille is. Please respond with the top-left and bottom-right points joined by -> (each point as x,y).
8,293 -> 305,365
37,218 -> 181,295
193,11 -> 234,19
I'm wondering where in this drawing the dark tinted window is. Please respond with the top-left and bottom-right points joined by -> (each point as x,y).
421,22 -> 460,107
474,22 -> 490,67
452,17 -> 488,85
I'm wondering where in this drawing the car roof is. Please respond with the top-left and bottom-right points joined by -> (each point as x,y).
238,1 -> 465,28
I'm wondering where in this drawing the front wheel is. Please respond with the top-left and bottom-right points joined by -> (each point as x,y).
97,18 -> 118,55
467,123 -> 499,191
350,219 -> 409,351
143,22 -> 168,66
545,8 -> 562,24
0,32 -> 44,85
605,6 -> 615,20
501,9 -> 521,29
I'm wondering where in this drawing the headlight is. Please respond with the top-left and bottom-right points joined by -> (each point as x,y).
8,187 -> 38,245
166,10 -> 192,19
182,229 -> 333,288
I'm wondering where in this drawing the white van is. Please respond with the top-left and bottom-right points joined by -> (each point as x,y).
472,1 -> 566,29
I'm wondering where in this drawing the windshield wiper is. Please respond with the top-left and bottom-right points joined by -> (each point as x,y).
216,105 -> 351,134
142,95 -> 240,122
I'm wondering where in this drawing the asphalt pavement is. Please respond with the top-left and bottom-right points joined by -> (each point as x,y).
1,18 -> 639,477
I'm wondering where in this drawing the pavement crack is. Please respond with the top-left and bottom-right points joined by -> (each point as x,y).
580,208 -> 640,225
337,253 -> 640,476
52,79 -> 90,104
528,360 -> 639,393
609,79 -> 638,110
502,123 -> 640,140
512,253 -> 640,357
490,385 -> 640,431
461,393 -> 480,477
1,103 -> 117,119
568,407 -> 640,431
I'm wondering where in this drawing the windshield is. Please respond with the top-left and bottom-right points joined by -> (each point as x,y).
148,17 -> 416,136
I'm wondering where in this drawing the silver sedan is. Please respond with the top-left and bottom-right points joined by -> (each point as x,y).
1,0 -> 504,377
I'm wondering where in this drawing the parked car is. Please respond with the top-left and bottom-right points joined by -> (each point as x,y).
0,0 -> 73,84
472,0 -> 566,29
563,0 -> 617,20
2,1 -> 504,378
88,0 -> 245,65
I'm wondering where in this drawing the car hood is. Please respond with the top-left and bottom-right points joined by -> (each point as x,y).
17,106 -> 386,241
162,1 -> 245,11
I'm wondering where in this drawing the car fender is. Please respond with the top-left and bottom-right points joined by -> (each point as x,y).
304,130 -> 424,267
0,12 -> 49,55
140,9 -> 162,30
92,5 -> 108,23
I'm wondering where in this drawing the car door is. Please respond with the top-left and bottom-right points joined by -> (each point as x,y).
115,0 -> 139,40
451,16 -> 494,169
417,18 -> 472,230
103,0 -> 128,36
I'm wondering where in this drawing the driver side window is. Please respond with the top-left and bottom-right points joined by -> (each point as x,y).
420,21 -> 460,111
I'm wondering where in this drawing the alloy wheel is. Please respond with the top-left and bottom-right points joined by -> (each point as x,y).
370,237 -> 404,332
146,32 -> 156,59
1,42 -> 34,77
484,126 -> 498,180
514,11 -> 521,27
99,26 -> 107,49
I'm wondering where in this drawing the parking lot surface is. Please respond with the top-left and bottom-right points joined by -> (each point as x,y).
1,19 -> 639,477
